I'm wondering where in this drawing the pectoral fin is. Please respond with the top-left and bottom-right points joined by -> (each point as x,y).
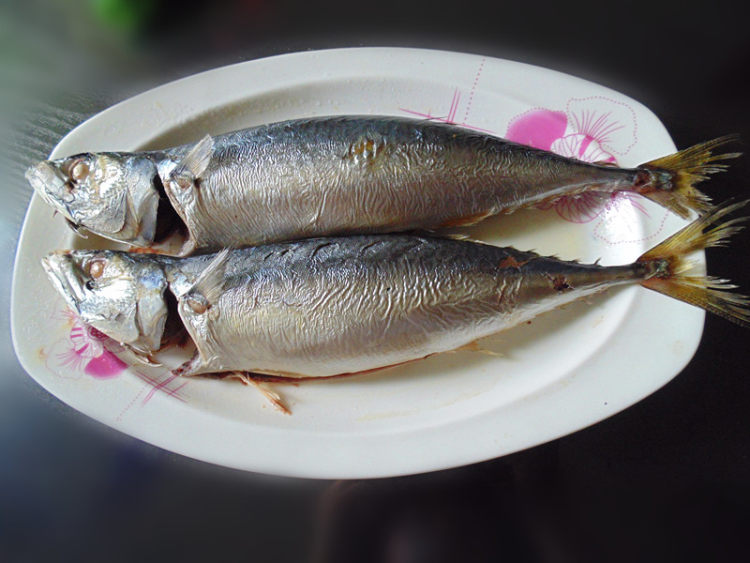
177,250 -> 231,370
181,134 -> 214,178
169,134 -> 214,189
186,248 -> 230,309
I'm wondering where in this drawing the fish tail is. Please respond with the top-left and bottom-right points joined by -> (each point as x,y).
636,135 -> 741,219
636,200 -> 750,326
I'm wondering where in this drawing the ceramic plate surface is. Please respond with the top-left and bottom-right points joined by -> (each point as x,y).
11,47 -> 703,478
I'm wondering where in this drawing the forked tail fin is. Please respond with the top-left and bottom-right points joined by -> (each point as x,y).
639,135 -> 741,218
636,200 -> 750,327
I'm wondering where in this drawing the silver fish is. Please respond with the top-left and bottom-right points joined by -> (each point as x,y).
27,117 -> 738,256
42,203 -> 749,383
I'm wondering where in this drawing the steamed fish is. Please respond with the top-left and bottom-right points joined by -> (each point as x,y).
42,204 -> 749,408
28,116 -> 737,256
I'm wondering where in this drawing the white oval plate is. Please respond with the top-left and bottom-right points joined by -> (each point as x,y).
11,47 -> 703,478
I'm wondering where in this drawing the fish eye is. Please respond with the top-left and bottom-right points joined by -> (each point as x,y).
85,280 -> 96,291
87,259 -> 106,278
71,160 -> 90,182
64,157 -> 90,183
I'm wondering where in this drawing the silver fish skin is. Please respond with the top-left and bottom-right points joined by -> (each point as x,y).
42,236 -> 642,378
170,236 -> 645,378
27,117 -> 732,256
159,117 -> 652,255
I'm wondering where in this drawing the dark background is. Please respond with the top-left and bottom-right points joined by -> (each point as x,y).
1,1 -> 748,561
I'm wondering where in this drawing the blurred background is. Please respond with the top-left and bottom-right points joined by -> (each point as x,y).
1,1 -> 748,561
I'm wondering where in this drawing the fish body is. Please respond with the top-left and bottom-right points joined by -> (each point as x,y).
40,203 -> 750,380
164,236 -> 639,377
27,117 -> 735,255
158,117 -> 646,254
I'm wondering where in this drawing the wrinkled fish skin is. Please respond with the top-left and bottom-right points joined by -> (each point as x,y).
161,117 -> 643,254
172,236 -> 639,377
28,116 -> 653,255
42,236 -> 642,378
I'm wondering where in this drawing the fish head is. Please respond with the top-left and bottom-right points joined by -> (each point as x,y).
26,153 -> 161,247
42,250 -> 169,353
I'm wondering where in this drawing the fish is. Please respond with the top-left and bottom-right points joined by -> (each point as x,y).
41,202 -> 750,411
27,116 -> 738,256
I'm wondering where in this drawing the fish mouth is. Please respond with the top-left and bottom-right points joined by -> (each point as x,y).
41,252 -> 85,313
26,161 -> 74,220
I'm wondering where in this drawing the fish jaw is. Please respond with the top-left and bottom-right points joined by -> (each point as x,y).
41,252 -> 88,314
26,160 -> 76,220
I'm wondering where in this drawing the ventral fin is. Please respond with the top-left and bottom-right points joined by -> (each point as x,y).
439,210 -> 494,228
122,343 -> 163,366
456,340 -> 503,356
227,372 -> 291,415
65,219 -> 89,238
170,349 -> 203,377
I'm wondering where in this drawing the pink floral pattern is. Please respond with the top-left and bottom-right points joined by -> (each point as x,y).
399,59 -> 495,134
41,306 -> 188,416
43,310 -> 127,379
505,97 -> 640,222
63,316 -> 127,378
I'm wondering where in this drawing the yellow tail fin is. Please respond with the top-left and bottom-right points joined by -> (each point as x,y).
639,135 -> 741,219
636,200 -> 750,327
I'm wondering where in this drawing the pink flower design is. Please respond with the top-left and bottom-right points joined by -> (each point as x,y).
42,304 -> 190,418
506,97 -> 638,222
551,133 -> 615,164
506,109 -> 568,152
50,312 -> 127,379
